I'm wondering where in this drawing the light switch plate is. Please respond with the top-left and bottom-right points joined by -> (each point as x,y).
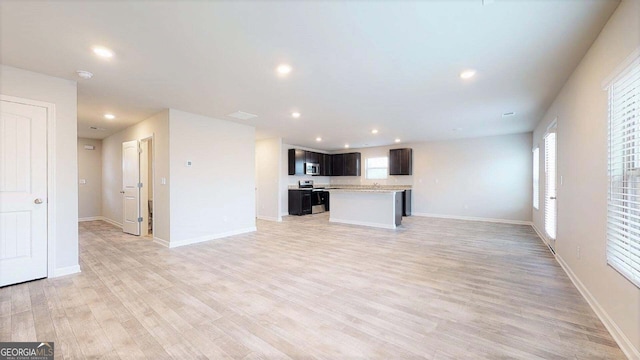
79,179 -> 87,184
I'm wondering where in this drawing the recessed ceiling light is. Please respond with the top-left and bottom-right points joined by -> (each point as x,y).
291,112 -> 301,118
277,64 -> 292,75
76,70 -> 93,79
344,144 -> 350,148
502,112 -> 516,117
395,138 -> 401,143
93,46 -> 114,58
460,69 -> 476,79
371,129 -> 379,134
316,137 -> 322,142
104,113 -> 115,120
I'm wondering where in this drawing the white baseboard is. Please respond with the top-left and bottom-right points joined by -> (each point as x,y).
329,218 -> 396,230
168,227 -> 257,248
280,212 -> 289,218
153,237 -> 170,247
531,223 -> 549,245
412,212 -> 532,226
100,217 -> 123,228
52,264 -> 81,278
555,255 -> 639,360
257,215 -> 282,222
78,216 -> 102,222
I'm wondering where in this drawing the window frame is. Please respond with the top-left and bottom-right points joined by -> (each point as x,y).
365,156 -> 389,180
533,147 -> 540,210
606,54 -> 640,289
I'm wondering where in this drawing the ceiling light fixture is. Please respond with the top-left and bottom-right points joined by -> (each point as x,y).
291,112 -> 301,118
460,69 -> 476,79
104,113 -> 115,120
395,138 -> 401,143
92,46 -> 114,58
76,70 -> 93,79
277,64 -> 292,75
345,144 -> 350,148
316,137 -> 322,142
371,129 -> 379,134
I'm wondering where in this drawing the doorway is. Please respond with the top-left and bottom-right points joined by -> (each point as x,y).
140,137 -> 154,237
0,98 -> 49,286
544,123 -> 557,250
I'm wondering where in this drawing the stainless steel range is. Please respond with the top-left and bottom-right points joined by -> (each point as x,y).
298,180 -> 327,214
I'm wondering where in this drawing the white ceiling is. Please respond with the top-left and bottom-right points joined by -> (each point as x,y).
0,0 -> 619,150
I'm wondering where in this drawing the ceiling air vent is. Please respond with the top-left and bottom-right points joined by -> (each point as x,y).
227,111 -> 258,120
502,112 -> 516,118
89,126 -> 107,131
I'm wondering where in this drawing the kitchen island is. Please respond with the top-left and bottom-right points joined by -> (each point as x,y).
327,189 -> 404,229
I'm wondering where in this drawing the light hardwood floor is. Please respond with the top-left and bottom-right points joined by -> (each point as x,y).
1,215 -> 626,359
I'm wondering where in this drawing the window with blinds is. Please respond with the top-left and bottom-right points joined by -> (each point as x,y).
544,133 -> 557,240
607,59 -> 640,288
365,157 -> 388,180
533,147 -> 540,210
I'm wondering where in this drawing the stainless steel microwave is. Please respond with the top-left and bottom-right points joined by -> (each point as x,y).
305,163 -> 320,175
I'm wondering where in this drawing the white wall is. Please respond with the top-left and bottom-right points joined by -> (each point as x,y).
77,138 -> 102,219
256,138 -> 282,221
0,65 -> 79,275
331,133 -> 533,222
532,0 -> 640,356
101,110 -> 170,242
168,109 -> 256,246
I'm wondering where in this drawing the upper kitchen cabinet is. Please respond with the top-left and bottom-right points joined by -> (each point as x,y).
389,148 -> 412,175
306,151 -> 320,164
320,153 -> 332,176
332,153 -> 345,176
344,152 -> 361,176
288,149 -> 306,175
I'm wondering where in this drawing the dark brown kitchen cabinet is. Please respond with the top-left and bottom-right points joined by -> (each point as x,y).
332,154 -> 345,176
288,189 -> 312,215
344,152 -> 361,176
389,148 -> 412,175
320,153 -> 332,176
288,149 -> 306,175
306,151 -> 320,164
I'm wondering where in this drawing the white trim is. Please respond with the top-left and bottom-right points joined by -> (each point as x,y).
555,255 -> 640,360
329,218 -> 397,229
53,265 -> 80,278
78,216 -> 103,222
0,95 -> 59,281
153,237 -> 170,247
257,215 -> 282,222
412,212 -> 532,226
280,212 -> 290,218
602,47 -> 640,90
168,227 -> 257,248
531,223 -> 549,246
101,216 -> 123,228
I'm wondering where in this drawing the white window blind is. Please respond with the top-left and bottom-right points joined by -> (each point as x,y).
607,60 -> 640,288
533,147 -> 540,210
544,133 -> 557,240
366,157 -> 388,180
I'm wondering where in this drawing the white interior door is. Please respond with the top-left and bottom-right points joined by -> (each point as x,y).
122,140 -> 141,235
544,130 -> 557,247
0,100 -> 48,287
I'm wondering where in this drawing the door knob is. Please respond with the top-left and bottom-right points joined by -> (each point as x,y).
550,196 -> 557,200
34,198 -> 43,204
